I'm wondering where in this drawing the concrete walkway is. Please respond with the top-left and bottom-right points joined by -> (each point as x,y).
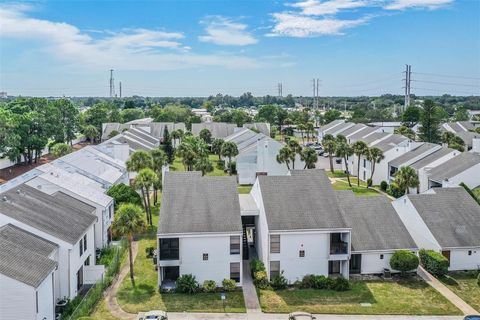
167,313 -> 463,320
418,266 -> 477,315
104,241 -> 139,320
241,260 -> 262,314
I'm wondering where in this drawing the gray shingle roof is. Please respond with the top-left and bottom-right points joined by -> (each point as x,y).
455,131 -> 480,147
0,185 -> 97,245
335,191 -> 417,252
371,134 -> 409,152
158,172 -> 242,234
410,146 -> 456,170
389,143 -> 441,168
347,126 -> 378,142
243,123 -> 270,136
360,132 -> 390,144
0,224 -> 58,257
258,170 -> 347,231
52,191 -> 97,214
319,120 -> 344,133
326,122 -> 354,134
191,123 -> 237,139
0,225 -> 57,288
148,123 -> 186,140
408,187 -> 480,248
335,124 -> 367,137
427,152 -> 480,183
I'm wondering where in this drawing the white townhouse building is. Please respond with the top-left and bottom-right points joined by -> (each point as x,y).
224,128 -> 304,185
0,224 -> 58,320
251,170 -> 352,282
192,122 -> 238,139
335,190 -> 418,275
392,187 -> 480,271
157,172 -> 243,288
441,121 -> 480,151
26,163 -> 115,249
0,185 -> 103,301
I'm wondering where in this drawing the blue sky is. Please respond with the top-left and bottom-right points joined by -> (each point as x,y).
0,0 -> 479,97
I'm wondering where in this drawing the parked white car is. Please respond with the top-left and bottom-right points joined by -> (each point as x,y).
137,310 -> 168,320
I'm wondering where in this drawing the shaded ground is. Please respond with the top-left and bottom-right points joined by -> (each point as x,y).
258,279 -> 461,315
0,142 -> 88,184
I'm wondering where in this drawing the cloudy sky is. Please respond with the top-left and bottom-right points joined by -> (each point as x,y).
0,0 -> 479,97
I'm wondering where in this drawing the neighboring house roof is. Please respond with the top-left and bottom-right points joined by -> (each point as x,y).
389,143 -> 441,168
239,194 -> 259,215
147,122 -> 186,140
371,134 -> 409,152
455,131 -> 480,148
336,191 -> 417,252
410,146 -> 456,170
158,172 -> 242,234
325,122 -> 354,134
335,123 -> 367,137
191,122 -> 237,139
258,170 -> 347,231
124,117 -> 153,125
101,122 -> 130,140
361,132 -> 390,145
427,152 -> 480,183
407,187 -> 480,248
458,121 -> 475,131
444,122 -> 465,133
0,224 -> 58,258
225,128 -> 270,155
243,123 -> 270,136
0,185 -> 97,245
0,235 -> 57,288
347,126 -> 378,142
319,120 -> 344,133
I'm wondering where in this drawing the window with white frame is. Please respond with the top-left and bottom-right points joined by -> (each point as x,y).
230,236 -> 240,254
270,235 -> 280,254
230,262 -> 240,282
270,261 -> 280,279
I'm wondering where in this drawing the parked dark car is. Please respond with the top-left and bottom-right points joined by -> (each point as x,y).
464,316 -> 480,320
289,312 -> 316,320
335,158 -> 342,164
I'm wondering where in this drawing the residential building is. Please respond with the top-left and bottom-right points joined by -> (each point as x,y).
0,224 -> 58,320
251,170 -> 351,282
243,122 -> 271,137
191,122 -> 238,139
388,142 -> 442,181
0,185 -> 102,300
392,187 -> 480,271
441,121 -> 479,151
157,172 -> 243,288
335,191 -> 418,275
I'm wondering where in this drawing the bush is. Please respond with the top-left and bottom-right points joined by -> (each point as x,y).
270,271 -> 288,290
222,279 -> 237,292
176,274 -> 199,294
380,180 -> 388,191
419,249 -> 449,277
107,183 -> 143,209
313,275 -> 333,290
216,159 -> 225,170
145,246 -> 154,258
477,272 -> 480,287
229,161 -> 237,174
300,274 -> 317,289
332,277 -> 351,291
390,250 -> 419,276
250,259 -> 266,276
253,271 -> 271,289
387,182 -> 404,198
202,280 -> 217,293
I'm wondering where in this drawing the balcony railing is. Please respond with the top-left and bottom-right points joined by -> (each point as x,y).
330,241 -> 348,255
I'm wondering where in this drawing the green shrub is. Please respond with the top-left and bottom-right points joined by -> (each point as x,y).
390,250 -> 419,276
107,183 -> 142,209
387,182 -> 404,198
145,246 -> 154,258
313,275 -> 332,290
270,271 -> 288,290
253,271 -> 270,289
300,274 -> 316,289
229,161 -> 237,174
176,274 -> 199,294
332,277 -> 351,291
250,259 -> 266,276
202,280 -> 217,293
222,279 -> 237,292
419,249 -> 449,277
380,180 -> 388,191
216,159 -> 225,170
477,272 -> 480,287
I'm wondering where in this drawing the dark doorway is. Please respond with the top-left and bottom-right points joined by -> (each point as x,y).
164,266 -> 179,281
76,266 -> 83,291
328,260 -> 341,275
441,250 -> 451,267
349,254 -> 362,274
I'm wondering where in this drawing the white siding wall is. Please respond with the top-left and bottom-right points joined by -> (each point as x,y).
418,151 -> 459,192
0,275 -> 36,320
360,252 -> 395,274
441,163 -> 480,190
449,248 -> 480,271
68,226 -> 96,298
36,273 -> 55,320
251,180 -> 269,265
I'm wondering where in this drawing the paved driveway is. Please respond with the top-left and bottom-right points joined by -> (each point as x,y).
167,313 -> 464,320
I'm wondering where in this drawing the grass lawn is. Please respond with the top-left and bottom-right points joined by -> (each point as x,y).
90,299 -> 121,320
331,181 -> 380,196
326,170 -> 348,178
117,238 -> 246,313
170,155 -> 229,176
238,185 -> 252,194
441,271 -> 480,312
473,187 -> 480,199
258,280 -> 461,315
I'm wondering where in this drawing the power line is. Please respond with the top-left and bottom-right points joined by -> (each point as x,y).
410,87 -> 479,95
412,72 -> 480,81
411,79 -> 480,88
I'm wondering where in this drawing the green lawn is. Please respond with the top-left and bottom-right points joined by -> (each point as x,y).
473,187 -> 480,199
441,271 -> 480,312
326,170 -> 348,178
238,185 -> 252,194
331,181 -> 380,196
90,299 -> 121,320
116,238 -> 246,313
170,155 -> 229,176
258,280 -> 461,315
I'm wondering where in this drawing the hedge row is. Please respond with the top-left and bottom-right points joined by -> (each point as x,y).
419,249 -> 449,277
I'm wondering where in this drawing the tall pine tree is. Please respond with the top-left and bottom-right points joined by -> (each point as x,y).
162,126 -> 175,163
418,100 -> 441,143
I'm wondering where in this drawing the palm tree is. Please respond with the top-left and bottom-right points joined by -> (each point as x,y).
83,125 -> 98,144
441,131 -> 455,145
322,134 -> 337,173
113,203 -> 145,287
276,146 -> 294,170
297,123 -> 306,144
220,141 -> 239,175
300,147 -> 318,169
306,122 -> 315,142
352,140 -> 369,186
211,138 -> 225,160
287,140 -> 302,170
150,149 -> 167,204
395,166 -> 419,195
367,147 -> 384,187
171,130 -> 180,148
126,150 -> 153,173
199,128 -> 212,144
135,168 -> 157,225
51,143 -> 73,157
194,157 -> 214,176
335,141 -> 353,187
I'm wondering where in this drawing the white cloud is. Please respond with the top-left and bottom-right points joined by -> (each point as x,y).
0,5 -> 260,70
289,0 -> 371,15
198,16 -> 258,46
384,0 -> 453,10
268,12 -> 369,37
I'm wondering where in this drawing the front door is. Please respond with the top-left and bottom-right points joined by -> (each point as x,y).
329,260 -> 341,275
349,254 -> 362,274
441,250 -> 451,267
76,266 -> 83,291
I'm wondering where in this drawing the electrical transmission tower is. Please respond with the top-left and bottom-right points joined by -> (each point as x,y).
277,83 -> 283,97
109,69 -> 115,98
404,64 -> 412,110
119,81 -> 122,98
312,78 -> 320,109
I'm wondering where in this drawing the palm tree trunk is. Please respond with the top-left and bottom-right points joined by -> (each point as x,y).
329,155 -> 334,172
128,235 -> 135,287
357,157 -> 361,187
140,189 -> 149,224
146,187 -> 152,226
369,162 -> 376,188
344,156 -> 352,187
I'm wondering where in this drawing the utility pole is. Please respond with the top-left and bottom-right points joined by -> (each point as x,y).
119,81 -> 122,98
404,64 -> 411,111
277,83 -> 283,97
312,79 -> 316,109
109,69 -> 115,98
316,78 -> 320,110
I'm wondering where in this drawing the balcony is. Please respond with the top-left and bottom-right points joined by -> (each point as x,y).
330,241 -> 348,255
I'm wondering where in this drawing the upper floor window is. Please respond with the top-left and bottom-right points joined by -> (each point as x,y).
270,235 -> 280,254
83,234 -> 87,252
159,238 -> 179,260
230,236 -> 241,255
109,205 -> 113,219
363,159 -> 367,168
203,253 -> 208,260
79,239 -> 83,256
